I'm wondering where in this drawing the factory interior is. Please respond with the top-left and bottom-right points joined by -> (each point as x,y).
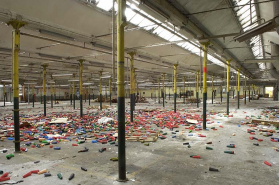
0,0 -> 279,184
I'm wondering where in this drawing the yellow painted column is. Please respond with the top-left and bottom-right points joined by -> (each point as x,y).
99,71 -> 103,110
173,64 -> 178,113
117,0 -> 127,180
78,59 -> 84,117
162,73 -> 165,107
183,76 -> 186,104
42,64 -> 48,116
211,75 -> 214,104
237,68 -> 240,109
196,71 -> 199,107
109,77 -> 112,105
50,76 -> 53,108
158,77 -> 161,103
73,73 -> 76,109
7,20 -> 27,152
3,83 -> 5,106
226,60 -> 231,115
128,52 -> 135,118
200,42 -> 210,129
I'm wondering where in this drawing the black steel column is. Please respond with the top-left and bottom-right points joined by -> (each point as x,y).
196,92 -> 199,108
44,95 -> 46,116
80,94 -> 83,117
237,91 -> 240,109
51,94 -> 53,108
163,92 -> 165,107
227,92 -> 229,115
73,94 -> 76,109
174,93 -> 177,113
245,91 -> 246,104
212,91 -> 214,104
89,94 -> 90,105
130,94 -> 133,122
70,94 -> 72,105
100,94 -> 102,110
203,92 -> 207,129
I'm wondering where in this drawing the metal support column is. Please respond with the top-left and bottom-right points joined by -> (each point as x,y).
183,76 -> 186,104
201,42 -> 210,129
221,78 -> 223,102
8,20 -> 26,152
28,85 -> 30,104
54,82 -> 56,104
50,81 -> 53,108
128,52 -> 135,122
249,84 -> 251,102
245,76 -> 247,104
212,75 -> 214,104
78,59 -> 84,118
253,84 -> 254,100
162,73 -> 165,107
3,83 -> 5,107
133,68 -> 136,111
109,78 -> 112,105
117,0 -> 127,181
169,86 -> 170,100
158,77 -> 161,104
32,85 -> 34,107
173,64 -> 178,113
73,74 -> 76,109
99,71 -> 103,110
237,69 -> 240,109
226,60 -> 231,115
196,71 -> 199,108
70,85 -> 72,105
42,64 -> 47,117
88,83 -> 90,105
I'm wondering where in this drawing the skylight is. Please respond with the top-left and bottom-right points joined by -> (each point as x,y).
233,0 -> 265,70
95,0 -> 230,71
96,0 -> 113,11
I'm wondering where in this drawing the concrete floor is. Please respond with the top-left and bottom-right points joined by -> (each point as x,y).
0,97 -> 279,185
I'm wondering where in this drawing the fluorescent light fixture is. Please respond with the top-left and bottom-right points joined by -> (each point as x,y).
59,85 -> 69,87
1,79 -> 12,82
48,81 -> 55,84
234,19 -> 276,42
244,59 -> 277,63
52,73 -> 72,77
24,82 -> 37,85
38,53 -> 63,60
20,64 -> 29,67
39,29 -> 75,41
68,79 -> 79,82
101,76 -> 111,79
83,82 -> 93,85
